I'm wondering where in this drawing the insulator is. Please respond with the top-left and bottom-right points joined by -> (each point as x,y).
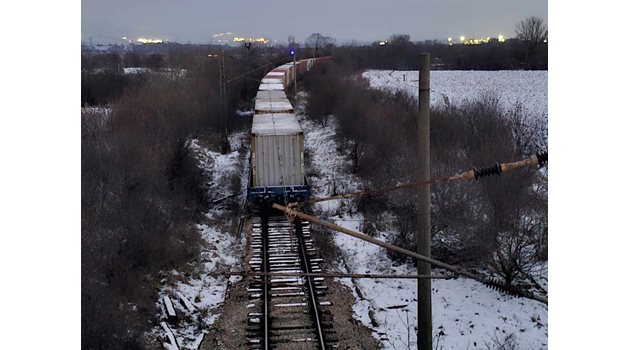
536,151 -> 548,167
473,163 -> 502,180
483,278 -> 521,297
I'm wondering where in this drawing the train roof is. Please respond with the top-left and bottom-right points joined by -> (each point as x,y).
261,77 -> 283,84
256,90 -> 293,112
256,90 -> 288,100
255,100 -> 294,113
252,113 -> 302,135
259,83 -> 285,91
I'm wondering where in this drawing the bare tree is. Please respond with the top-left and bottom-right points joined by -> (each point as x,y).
388,34 -> 411,46
514,16 -> 547,67
305,33 -> 333,58
288,34 -> 296,46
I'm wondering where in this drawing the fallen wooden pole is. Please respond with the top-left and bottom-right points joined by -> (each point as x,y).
271,203 -> 549,305
204,271 -> 450,279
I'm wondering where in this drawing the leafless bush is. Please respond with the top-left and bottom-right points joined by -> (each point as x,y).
484,332 -> 520,350
428,96 -> 547,284
82,73 -> 218,348
303,64 -> 547,284
303,62 -> 343,126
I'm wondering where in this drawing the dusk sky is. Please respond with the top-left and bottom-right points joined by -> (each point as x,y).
82,0 -> 547,44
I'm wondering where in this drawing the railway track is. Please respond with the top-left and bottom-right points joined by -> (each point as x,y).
247,213 -> 337,349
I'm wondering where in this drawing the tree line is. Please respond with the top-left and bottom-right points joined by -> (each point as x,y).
333,17 -> 547,71
81,47 -> 265,348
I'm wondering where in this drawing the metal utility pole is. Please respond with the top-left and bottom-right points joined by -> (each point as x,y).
418,52 -> 432,350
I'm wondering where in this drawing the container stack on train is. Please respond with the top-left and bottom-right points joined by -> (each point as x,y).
247,57 -> 327,206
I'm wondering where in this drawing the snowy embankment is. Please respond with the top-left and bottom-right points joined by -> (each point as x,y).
299,102 -> 548,349
152,132 -> 249,349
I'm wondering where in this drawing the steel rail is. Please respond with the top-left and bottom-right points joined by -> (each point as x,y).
295,219 -> 327,349
261,215 -> 270,350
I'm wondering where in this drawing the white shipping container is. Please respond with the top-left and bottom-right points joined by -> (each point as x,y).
261,77 -> 284,85
255,100 -> 294,113
259,83 -> 285,91
256,90 -> 289,100
255,90 -> 293,113
251,114 -> 305,187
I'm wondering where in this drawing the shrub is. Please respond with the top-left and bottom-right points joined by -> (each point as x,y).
303,63 -> 547,285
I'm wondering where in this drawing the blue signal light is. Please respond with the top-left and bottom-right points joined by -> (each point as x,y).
290,48 -> 295,56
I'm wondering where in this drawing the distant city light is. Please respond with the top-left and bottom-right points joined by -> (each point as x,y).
447,37 -> 452,42
498,34 -> 505,43
137,37 -> 163,44
122,36 -> 127,40
459,36 -> 465,42
378,40 -> 387,46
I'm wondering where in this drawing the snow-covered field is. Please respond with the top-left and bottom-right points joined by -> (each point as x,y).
364,70 -> 547,117
152,133 -> 249,349
298,75 -> 548,348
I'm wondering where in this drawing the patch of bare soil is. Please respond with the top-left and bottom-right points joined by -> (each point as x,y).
323,277 -> 382,349
309,224 -> 383,349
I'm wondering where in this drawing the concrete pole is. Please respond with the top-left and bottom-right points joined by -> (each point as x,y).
220,46 -> 230,153
418,52 -> 432,350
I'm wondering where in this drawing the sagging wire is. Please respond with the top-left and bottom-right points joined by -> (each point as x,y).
307,151 -> 548,204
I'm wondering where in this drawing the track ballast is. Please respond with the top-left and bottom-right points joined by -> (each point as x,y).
247,213 -> 338,349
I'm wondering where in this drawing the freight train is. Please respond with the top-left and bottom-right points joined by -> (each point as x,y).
247,56 -> 331,206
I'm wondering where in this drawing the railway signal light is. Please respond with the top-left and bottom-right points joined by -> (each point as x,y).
289,48 -> 295,56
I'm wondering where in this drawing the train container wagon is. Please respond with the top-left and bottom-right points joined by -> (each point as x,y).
255,90 -> 294,114
268,67 -> 292,89
258,82 -> 285,91
294,59 -> 309,75
247,113 -> 309,205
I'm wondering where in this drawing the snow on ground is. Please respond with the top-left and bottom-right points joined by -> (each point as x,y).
152,132 -> 249,348
333,213 -> 548,350
123,67 -> 152,75
299,99 -> 548,349
122,67 -> 188,78
364,70 -> 548,149
363,70 -> 547,120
